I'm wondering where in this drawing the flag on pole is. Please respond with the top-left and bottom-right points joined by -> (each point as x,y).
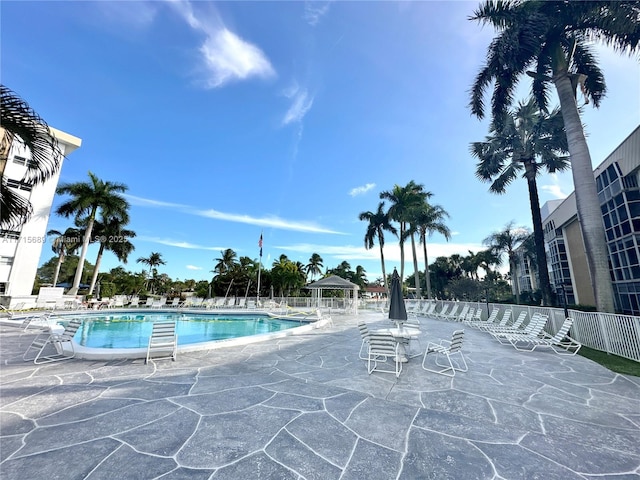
258,233 -> 263,257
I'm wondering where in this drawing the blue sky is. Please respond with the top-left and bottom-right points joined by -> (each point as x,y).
3,1 -> 639,283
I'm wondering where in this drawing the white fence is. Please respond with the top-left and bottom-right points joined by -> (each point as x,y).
396,299 -> 640,363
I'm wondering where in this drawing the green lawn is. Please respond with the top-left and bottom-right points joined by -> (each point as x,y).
579,346 -> 640,377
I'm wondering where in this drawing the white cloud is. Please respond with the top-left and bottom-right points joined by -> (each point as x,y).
349,183 -> 376,197
540,173 -> 569,199
186,265 -> 202,270
124,194 -> 188,209
282,82 -> 314,125
138,235 -> 222,251
200,29 -> 276,88
168,0 -> 275,88
303,1 -> 332,26
195,209 -> 343,234
97,2 -> 158,29
128,194 -> 343,234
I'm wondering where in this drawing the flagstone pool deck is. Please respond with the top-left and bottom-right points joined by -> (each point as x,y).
1,311 -> 639,480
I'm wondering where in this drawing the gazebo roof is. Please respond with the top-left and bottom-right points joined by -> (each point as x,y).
306,275 -> 360,290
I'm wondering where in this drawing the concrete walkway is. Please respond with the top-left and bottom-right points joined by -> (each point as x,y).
1,312 -> 639,479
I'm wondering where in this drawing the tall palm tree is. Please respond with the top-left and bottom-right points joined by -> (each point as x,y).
380,181 -> 427,281
472,98 -> 568,306
469,1 -> 640,312
359,201 -> 398,295
305,253 -> 324,280
137,252 -> 166,292
47,227 -> 82,287
88,215 -> 136,294
484,221 -> 530,304
413,202 -> 451,300
1,85 -> 64,228
213,248 -> 238,275
56,171 -> 129,294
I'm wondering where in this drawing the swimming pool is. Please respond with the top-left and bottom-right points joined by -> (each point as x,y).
70,312 -> 303,349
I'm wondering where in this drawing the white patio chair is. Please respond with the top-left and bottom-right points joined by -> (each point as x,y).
145,321 -> 178,364
367,333 -> 402,378
422,329 -> 467,377
23,319 -> 82,364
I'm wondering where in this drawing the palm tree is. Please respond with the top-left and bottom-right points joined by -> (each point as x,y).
469,1 -> 640,311
87,215 -> 136,294
55,171 -> 129,294
359,201 -> 398,295
1,85 -> 64,228
136,252 -> 166,292
213,248 -> 238,275
413,202 -> 451,300
380,181 -> 427,281
47,227 -> 82,287
484,221 -> 530,304
306,253 -> 324,280
472,98 -> 568,306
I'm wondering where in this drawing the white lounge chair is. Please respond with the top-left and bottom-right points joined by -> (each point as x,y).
508,318 -> 581,354
422,329 -> 467,377
484,311 -> 527,334
492,314 -> 548,345
23,319 -> 82,364
145,321 -> 178,364
478,309 -> 511,332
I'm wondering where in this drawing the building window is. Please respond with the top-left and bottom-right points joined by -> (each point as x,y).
0,256 -> 14,266
12,156 -> 27,166
0,283 -> 6,295
5,179 -> 32,192
0,230 -> 20,240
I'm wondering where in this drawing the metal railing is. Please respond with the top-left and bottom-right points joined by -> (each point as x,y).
390,299 -> 640,363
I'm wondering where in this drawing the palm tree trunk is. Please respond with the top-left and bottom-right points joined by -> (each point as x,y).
554,72 -> 615,312
399,222 -> 406,281
422,238 -> 432,299
510,257 -> 520,304
69,212 -> 96,295
410,233 -> 421,298
52,253 -> 64,288
378,242 -> 389,296
88,243 -> 105,294
524,160 -> 554,306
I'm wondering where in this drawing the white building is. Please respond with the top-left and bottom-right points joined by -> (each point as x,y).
0,127 -> 81,304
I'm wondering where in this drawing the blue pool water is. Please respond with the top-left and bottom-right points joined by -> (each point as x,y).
68,312 -> 301,348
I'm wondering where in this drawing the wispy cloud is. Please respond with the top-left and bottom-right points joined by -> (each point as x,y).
137,235 -> 222,251
540,174 -> 569,199
97,2 -> 158,29
195,209 -> 343,234
349,183 -> 376,197
303,1 -> 332,26
168,0 -> 275,88
129,194 -> 344,234
124,194 -> 188,209
282,82 -> 314,125
186,265 -> 203,270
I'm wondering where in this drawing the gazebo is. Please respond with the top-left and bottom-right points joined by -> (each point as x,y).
305,275 -> 359,314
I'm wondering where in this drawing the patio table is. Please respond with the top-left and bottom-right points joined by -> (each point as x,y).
373,326 -> 421,362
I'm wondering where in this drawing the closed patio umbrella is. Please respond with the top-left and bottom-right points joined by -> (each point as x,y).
388,269 -> 407,327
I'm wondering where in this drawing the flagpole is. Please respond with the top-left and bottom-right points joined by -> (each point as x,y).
257,232 -> 263,306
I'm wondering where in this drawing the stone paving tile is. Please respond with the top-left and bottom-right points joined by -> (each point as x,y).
1,313 -> 639,480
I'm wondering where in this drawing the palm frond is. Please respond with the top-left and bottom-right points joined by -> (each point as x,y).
0,85 -> 63,185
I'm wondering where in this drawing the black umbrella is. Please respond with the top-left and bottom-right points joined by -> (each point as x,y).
388,269 -> 407,326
